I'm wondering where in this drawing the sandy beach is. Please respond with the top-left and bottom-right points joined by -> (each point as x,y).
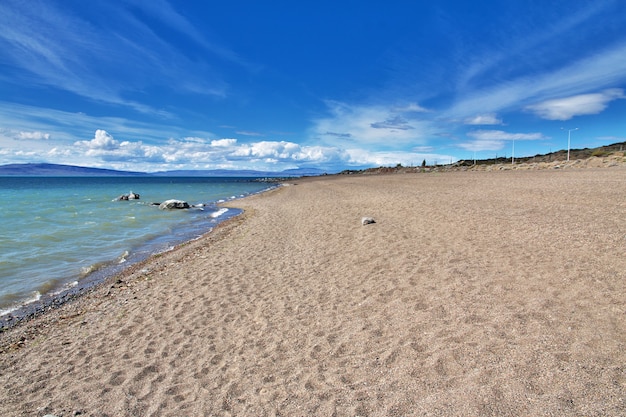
1,166 -> 625,416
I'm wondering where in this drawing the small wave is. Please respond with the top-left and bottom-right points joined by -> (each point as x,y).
80,261 -> 106,277
51,280 -> 78,296
118,250 -> 130,264
0,291 -> 41,317
210,208 -> 229,218
156,245 -> 176,255
80,265 -> 96,276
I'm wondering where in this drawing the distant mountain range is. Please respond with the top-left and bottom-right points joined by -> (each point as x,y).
0,163 -> 329,177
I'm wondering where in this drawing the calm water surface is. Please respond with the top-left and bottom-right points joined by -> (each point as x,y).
0,176 -> 275,314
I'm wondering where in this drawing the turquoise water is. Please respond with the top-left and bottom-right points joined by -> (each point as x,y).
0,176 -> 275,315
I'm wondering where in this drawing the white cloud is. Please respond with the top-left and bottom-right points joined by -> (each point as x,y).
211,138 -> 237,147
17,131 -> 50,140
72,130 -> 165,163
525,88 -> 625,120
464,114 -> 503,125
233,141 -> 302,159
75,129 -> 120,150
252,141 -> 299,158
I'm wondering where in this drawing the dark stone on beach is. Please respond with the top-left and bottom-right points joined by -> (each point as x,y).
361,217 -> 376,225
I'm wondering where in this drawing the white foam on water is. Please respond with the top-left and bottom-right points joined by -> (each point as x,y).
0,291 -> 41,317
118,250 -> 130,263
51,280 -> 78,296
210,208 -> 229,218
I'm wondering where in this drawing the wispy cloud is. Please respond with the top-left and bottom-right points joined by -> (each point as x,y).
0,1 -> 232,115
525,88 -> 625,120
454,1 -> 619,94
16,131 -> 51,140
457,139 -> 506,152
466,130 -> 545,141
447,40 -> 626,119
235,131 -> 264,137
311,101 -> 432,148
370,116 -> 414,130
464,114 -> 503,125
325,132 -> 352,138
391,103 -> 430,113
0,101 -> 214,146
129,0 -> 257,71
458,129 -> 546,151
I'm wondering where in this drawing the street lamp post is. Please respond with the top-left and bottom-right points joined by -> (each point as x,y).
562,127 -> 579,161
512,138 -> 515,164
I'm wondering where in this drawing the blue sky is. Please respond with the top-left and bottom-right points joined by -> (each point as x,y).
1,0 -> 625,172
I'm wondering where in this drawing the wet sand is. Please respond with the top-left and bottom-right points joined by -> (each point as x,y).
1,167 -> 625,416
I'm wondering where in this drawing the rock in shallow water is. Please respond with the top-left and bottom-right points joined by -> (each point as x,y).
159,199 -> 190,210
